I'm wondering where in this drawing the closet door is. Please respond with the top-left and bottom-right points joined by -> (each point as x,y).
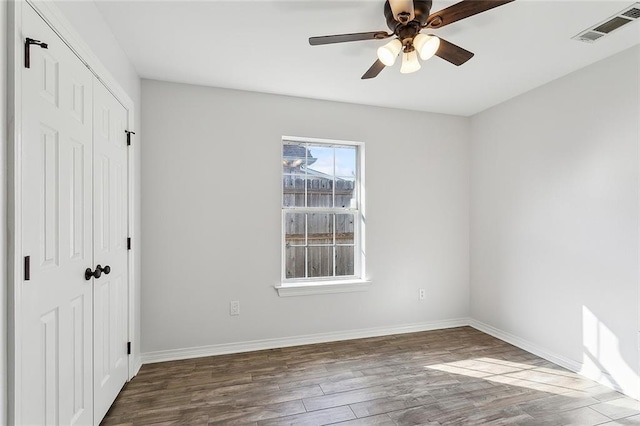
92,79 -> 129,423
20,3 -> 94,425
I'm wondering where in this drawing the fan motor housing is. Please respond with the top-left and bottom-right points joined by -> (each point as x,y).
384,0 -> 433,31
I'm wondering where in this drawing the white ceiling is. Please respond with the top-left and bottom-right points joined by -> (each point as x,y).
94,0 -> 640,116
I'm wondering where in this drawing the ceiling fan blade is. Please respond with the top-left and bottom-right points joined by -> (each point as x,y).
309,31 -> 391,46
361,59 -> 386,79
425,0 -> 514,29
435,38 -> 474,66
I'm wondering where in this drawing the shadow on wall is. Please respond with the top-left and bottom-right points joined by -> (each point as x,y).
582,306 -> 639,400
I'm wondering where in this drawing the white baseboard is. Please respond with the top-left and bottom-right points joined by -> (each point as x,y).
468,318 -> 634,399
140,318 -> 470,364
134,357 -> 143,376
467,318 -> 582,372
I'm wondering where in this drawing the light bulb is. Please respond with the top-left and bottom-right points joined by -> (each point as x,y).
400,50 -> 421,74
377,39 -> 402,66
413,34 -> 440,60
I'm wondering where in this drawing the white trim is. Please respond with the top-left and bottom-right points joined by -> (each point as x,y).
7,3 -> 23,424
8,1 -> 138,422
468,319 -> 582,371
141,318 -> 470,364
468,319 -> 635,399
275,279 -> 371,296
133,358 -> 143,377
282,135 -> 365,148
126,126 -> 137,380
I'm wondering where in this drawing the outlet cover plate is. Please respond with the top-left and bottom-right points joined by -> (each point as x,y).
230,301 -> 240,316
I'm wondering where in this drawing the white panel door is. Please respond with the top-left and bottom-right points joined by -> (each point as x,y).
92,79 -> 129,424
21,4 -> 94,425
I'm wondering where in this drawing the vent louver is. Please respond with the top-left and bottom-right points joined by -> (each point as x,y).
622,7 -> 640,19
572,2 -> 640,43
576,31 -> 605,42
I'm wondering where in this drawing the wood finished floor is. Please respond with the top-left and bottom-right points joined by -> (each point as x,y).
101,327 -> 640,425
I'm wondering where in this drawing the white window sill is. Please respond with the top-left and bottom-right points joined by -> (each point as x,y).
275,279 -> 371,297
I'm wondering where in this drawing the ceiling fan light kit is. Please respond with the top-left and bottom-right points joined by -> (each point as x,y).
377,39 -> 403,66
308,0 -> 516,79
400,49 -> 421,73
413,33 -> 440,60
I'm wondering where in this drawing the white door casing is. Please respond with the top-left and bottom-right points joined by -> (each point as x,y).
19,3 -> 130,424
20,4 -> 94,424
92,79 -> 129,424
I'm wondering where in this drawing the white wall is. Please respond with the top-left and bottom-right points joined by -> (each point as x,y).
52,0 -> 143,366
470,46 -> 640,399
1,1 -> 8,423
141,80 -> 470,354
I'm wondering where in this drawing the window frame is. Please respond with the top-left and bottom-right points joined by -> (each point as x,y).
278,136 -> 368,295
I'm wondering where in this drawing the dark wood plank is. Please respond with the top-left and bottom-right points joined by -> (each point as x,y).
100,327 -> 636,426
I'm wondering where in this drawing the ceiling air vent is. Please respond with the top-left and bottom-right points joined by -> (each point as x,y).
622,7 -> 640,19
572,2 -> 640,43
576,31 -> 605,43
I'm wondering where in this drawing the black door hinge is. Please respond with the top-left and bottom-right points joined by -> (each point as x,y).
127,341 -> 132,355
25,38 -> 48,69
127,237 -> 132,250
125,130 -> 135,146
24,256 -> 31,281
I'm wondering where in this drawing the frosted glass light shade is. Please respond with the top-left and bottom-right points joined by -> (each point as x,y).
413,34 -> 440,60
377,39 -> 402,66
400,50 -> 421,74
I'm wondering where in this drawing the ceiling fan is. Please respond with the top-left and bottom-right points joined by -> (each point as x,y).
309,0 -> 515,79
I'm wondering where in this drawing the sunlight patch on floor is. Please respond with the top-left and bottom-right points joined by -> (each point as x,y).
425,357 -> 594,396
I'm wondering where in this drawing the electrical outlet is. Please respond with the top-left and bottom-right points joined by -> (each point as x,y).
230,301 -> 240,316
419,289 -> 426,300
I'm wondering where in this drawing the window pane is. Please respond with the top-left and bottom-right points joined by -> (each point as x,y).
285,246 -> 306,279
336,214 -> 354,245
283,144 -> 311,173
307,177 -> 333,208
335,178 -> 355,208
284,213 -> 305,246
336,246 -> 355,276
308,213 -> 333,245
283,174 -> 305,207
335,146 -> 356,178
308,246 -> 333,278
306,145 -> 334,176
306,146 -> 335,208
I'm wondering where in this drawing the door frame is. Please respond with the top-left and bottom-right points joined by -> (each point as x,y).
7,1 -> 138,424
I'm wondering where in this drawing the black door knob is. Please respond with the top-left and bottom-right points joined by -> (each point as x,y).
85,265 -> 101,280
85,264 -> 111,280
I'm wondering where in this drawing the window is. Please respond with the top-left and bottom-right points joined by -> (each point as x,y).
280,136 -> 366,291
